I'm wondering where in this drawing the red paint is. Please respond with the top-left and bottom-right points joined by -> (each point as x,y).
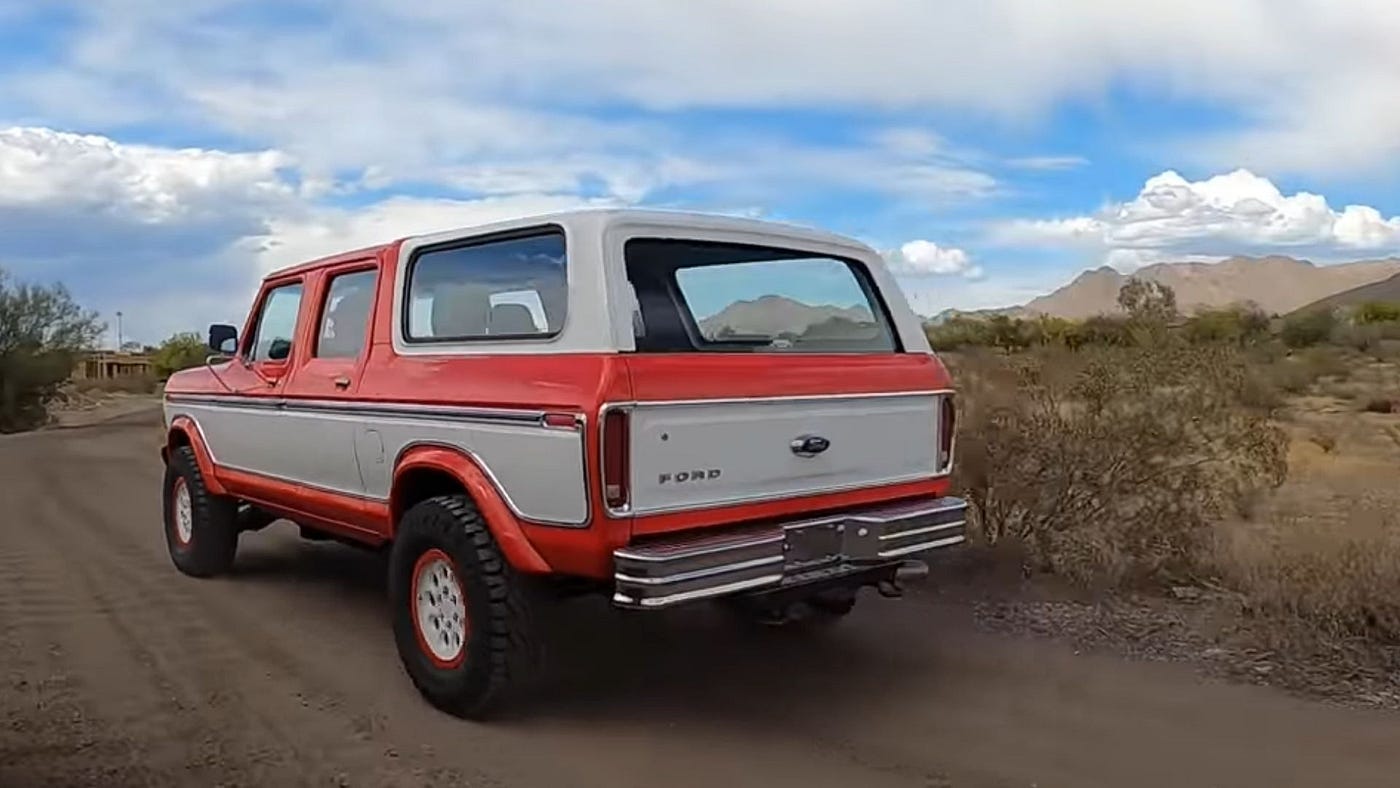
392,447 -> 552,574
162,236 -> 955,582
410,548 -> 468,670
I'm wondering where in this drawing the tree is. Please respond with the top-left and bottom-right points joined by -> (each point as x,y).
152,331 -> 211,379
1117,278 -> 1178,323
0,270 -> 104,432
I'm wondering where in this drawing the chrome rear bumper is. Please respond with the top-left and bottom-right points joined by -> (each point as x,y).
612,496 -> 968,609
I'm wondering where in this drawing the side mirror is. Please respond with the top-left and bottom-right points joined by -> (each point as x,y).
209,324 -> 238,355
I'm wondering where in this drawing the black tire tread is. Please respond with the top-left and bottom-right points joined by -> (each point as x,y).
390,494 -> 538,719
164,445 -> 239,577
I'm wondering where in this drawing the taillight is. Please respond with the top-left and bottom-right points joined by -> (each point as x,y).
937,396 -> 956,473
602,408 -> 631,511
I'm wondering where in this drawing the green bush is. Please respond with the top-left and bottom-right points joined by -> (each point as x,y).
1185,305 -> 1271,346
0,270 -> 104,432
1280,309 -> 1337,348
1354,301 -> 1400,325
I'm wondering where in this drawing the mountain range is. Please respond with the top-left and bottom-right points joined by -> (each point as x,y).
1017,255 -> 1400,319
698,295 -> 874,337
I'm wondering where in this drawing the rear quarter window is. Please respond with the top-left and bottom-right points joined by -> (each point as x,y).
624,238 -> 899,353
404,229 -> 567,342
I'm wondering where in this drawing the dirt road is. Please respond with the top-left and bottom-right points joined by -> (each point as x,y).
3,411 -> 1399,788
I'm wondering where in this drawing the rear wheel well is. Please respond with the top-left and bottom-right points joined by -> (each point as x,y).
392,467 -> 468,530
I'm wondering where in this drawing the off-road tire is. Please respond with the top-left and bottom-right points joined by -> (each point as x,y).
389,495 -> 539,719
163,445 -> 239,577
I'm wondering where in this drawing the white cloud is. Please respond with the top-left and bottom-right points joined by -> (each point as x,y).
996,169 -> 1400,270
1005,155 -> 1090,171
247,194 -> 617,276
0,126 -> 296,223
14,1 -> 1399,176
886,240 -> 984,279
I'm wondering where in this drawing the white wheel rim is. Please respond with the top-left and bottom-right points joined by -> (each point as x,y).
173,480 -> 194,545
414,553 -> 467,664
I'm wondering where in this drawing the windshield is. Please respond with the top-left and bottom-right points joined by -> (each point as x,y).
624,238 -> 899,353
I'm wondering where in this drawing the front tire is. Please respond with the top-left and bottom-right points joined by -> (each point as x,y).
389,495 -> 538,719
163,445 -> 239,577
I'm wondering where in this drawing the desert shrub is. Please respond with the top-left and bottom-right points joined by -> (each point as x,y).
1217,514 -> 1400,652
1353,301 -> 1400,325
1363,397 -> 1395,414
1334,323 -> 1383,353
0,270 -> 104,432
948,344 -> 1288,586
1280,309 -> 1337,348
1185,305 -> 1271,346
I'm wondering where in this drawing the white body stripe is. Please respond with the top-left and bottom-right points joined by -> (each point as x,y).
164,399 -> 590,525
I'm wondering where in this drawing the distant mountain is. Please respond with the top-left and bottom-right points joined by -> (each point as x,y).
1020,256 -> 1400,319
698,295 -> 873,338
1291,270 -> 1400,315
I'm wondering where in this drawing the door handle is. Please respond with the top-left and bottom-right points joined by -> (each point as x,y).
333,375 -> 352,390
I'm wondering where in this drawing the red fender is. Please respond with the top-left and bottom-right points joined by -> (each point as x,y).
391,446 -> 552,575
163,416 -> 229,496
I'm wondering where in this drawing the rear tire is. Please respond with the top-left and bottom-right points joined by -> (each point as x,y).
163,445 -> 239,577
389,495 -> 538,719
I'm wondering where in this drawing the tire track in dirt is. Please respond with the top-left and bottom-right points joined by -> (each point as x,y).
0,458 -> 161,787
25,434 -> 470,787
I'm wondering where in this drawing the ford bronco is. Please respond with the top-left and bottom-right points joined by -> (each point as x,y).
160,209 -> 967,718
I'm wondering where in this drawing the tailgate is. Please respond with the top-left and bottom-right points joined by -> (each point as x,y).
625,391 -> 946,515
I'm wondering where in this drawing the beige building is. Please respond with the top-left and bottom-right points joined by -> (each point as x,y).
72,351 -> 154,381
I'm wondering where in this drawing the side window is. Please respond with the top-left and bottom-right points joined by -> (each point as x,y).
316,269 -> 377,358
248,283 -> 303,362
405,230 -> 566,341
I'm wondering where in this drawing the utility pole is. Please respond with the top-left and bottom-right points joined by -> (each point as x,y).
116,311 -> 124,351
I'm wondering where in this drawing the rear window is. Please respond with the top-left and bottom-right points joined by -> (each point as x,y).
624,239 -> 898,353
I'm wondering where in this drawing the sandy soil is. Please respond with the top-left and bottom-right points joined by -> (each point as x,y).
3,410 -> 1400,788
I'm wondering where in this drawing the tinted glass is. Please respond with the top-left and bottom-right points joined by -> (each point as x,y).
406,231 -> 566,340
316,269 -> 377,358
249,283 -> 303,362
626,239 -> 896,353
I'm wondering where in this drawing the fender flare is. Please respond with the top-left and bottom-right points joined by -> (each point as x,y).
163,416 -> 229,496
391,445 -> 551,574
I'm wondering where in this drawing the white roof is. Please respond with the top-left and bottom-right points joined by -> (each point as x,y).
402,207 -> 876,256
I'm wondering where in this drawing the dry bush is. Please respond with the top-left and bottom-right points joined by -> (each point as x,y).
1217,513 -> 1400,655
949,345 -> 1288,587
1363,397 -> 1396,414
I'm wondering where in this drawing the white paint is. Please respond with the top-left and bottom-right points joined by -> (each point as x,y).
624,393 -> 945,516
414,554 -> 466,663
173,479 -> 193,544
163,400 -> 590,525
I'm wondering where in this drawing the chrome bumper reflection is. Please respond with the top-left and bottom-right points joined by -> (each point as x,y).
612,496 -> 968,609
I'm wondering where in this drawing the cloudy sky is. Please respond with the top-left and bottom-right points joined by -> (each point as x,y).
2,0 -> 1399,344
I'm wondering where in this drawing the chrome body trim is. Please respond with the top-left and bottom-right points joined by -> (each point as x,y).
612,495 -> 968,609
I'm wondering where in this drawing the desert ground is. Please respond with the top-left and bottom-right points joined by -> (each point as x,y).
3,408 -> 1400,788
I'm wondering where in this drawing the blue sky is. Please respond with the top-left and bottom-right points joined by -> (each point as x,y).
1,0 -> 1398,344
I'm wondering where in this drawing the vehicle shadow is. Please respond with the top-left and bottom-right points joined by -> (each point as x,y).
228,531 -> 944,726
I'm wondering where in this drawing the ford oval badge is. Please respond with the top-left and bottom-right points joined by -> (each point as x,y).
790,434 -> 831,457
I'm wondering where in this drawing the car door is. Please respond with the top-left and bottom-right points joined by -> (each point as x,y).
193,276 -> 306,482
280,262 -> 380,496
